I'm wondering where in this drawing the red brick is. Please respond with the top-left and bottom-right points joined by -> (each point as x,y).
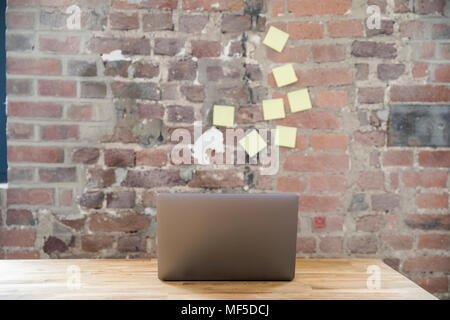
434,65 -> 450,82
355,131 -> 385,147
418,234 -> 449,250
38,80 -> 76,97
419,151 -> 450,167
67,104 -> 94,121
382,150 -> 413,166
39,167 -> 77,183
60,189 -> 73,207
328,20 -> 363,38
8,101 -> 63,119
178,14 -> 207,33
309,134 -> 348,151
6,209 -> 34,226
138,103 -> 165,119
8,146 -> 64,163
81,234 -> 114,253
7,189 -> 53,205
7,251 -> 40,259
441,44 -> 450,59
390,85 -> 450,102
356,215 -> 384,232
104,149 -> 135,168
399,20 -> 423,39
296,237 -> 316,253
39,36 -> 80,53
394,0 -> 409,13
221,14 -> 251,33
403,256 -> 450,272
272,0 -> 284,16
299,195 -> 340,212
358,171 -> 384,190
311,45 -> 346,62
6,11 -> 35,29
417,277 -> 448,294
319,236 -> 342,253
287,0 -> 351,16
7,57 -> 61,75
284,154 -> 349,172
7,123 -> 34,140
278,112 -> 340,129
381,235 -> 413,250
266,46 -> 308,63
89,213 -> 150,232
412,62 -> 428,79
296,68 -> 352,87
191,40 -> 221,58
72,148 -> 100,164
348,235 -> 378,253
415,0 -> 446,15
41,125 -> 79,141
107,191 -> 136,209
309,174 -> 346,192
110,12 -> 139,30
0,229 -> 36,247
314,90 -> 348,108
416,193 -> 448,209
402,170 -> 448,188
276,176 -> 306,193
136,149 -> 168,167
118,235 -> 146,252
289,22 -> 323,39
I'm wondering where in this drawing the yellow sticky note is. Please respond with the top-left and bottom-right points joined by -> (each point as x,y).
275,125 -> 297,148
263,26 -> 289,53
213,105 -> 235,127
239,129 -> 267,157
288,88 -> 312,113
262,98 -> 285,120
272,64 -> 298,87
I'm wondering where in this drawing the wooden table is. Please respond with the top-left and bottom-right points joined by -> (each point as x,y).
0,259 -> 436,300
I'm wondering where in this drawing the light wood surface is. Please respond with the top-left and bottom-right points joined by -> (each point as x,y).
0,259 -> 436,300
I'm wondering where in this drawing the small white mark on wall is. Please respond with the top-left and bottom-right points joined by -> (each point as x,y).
66,5 -> 81,30
101,50 -> 131,62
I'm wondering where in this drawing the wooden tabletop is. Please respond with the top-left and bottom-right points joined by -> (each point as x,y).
0,258 -> 436,300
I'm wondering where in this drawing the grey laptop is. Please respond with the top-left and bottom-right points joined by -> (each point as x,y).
157,193 -> 298,281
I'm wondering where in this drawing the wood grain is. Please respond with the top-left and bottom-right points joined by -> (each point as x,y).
0,259 -> 436,300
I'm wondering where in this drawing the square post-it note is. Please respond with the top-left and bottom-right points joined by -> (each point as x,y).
212,105 -> 235,127
262,98 -> 286,120
239,129 -> 267,157
288,88 -> 312,113
263,26 -> 289,53
272,64 -> 298,87
275,125 -> 297,148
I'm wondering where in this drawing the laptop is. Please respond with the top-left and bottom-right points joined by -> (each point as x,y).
157,193 -> 298,281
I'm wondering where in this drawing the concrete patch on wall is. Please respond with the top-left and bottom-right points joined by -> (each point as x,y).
388,105 -> 450,147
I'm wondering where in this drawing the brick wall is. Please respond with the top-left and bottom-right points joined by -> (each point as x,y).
1,0 -> 449,298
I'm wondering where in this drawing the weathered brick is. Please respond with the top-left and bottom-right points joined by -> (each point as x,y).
314,90 -> 348,108
154,38 -> 185,56
89,213 -> 150,232
79,191 -> 104,209
167,105 -> 195,123
7,123 -> 34,140
181,85 -> 205,102
107,191 -> 136,209
311,216 -> 343,233
403,256 -> 450,272
192,40 -> 221,58
295,68 -> 352,87
41,125 -> 79,141
111,82 -> 161,100
179,14 -> 208,33
67,104 -> 94,121
382,235 -> 413,250
89,37 -> 151,55
118,235 -> 146,252
311,45 -> 345,62
6,209 -> 34,226
399,21 -> 423,39
319,236 -> 342,253
68,60 -> 97,77
38,80 -> 76,97
133,62 -> 160,79
309,134 -> 348,150
278,112 -> 341,129
221,14 -> 251,33
419,151 -> 450,167
189,170 -> 245,188
377,64 -> 405,81
143,12 -> 173,31
182,0 -> 244,11
299,195 -> 340,212
417,277 -> 449,294
296,237 -> 316,253
432,24 -> 450,40
104,149 -> 135,168
402,170 -> 448,188
351,41 -> 396,58
6,33 -> 34,51
383,150 -> 413,166
434,65 -> 450,82
39,36 -> 80,53
168,60 -> 197,81
356,214 -> 384,232
81,234 -> 114,253
366,20 -> 394,37
309,174 -> 346,192
371,194 -> 400,212
39,167 -> 77,183
405,214 -> 450,230
72,148 -> 100,164
110,12 -> 139,30
415,0 -> 446,15
7,79 -> 33,96
358,171 -> 384,190
418,234 -> 449,250
122,170 -> 186,188
81,81 -> 106,98
348,235 -> 378,254
6,11 -> 35,29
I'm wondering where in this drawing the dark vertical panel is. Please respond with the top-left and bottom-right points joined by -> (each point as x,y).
0,0 -> 7,182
